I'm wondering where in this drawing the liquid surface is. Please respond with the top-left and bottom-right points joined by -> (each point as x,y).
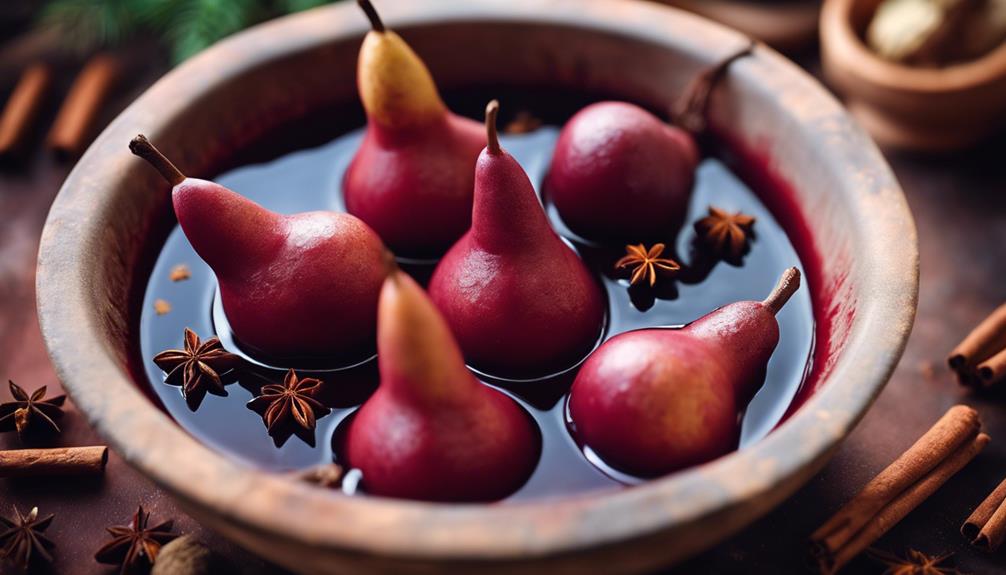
139,115 -> 813,501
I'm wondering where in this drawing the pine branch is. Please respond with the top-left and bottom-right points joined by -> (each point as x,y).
38,0 -> 335,63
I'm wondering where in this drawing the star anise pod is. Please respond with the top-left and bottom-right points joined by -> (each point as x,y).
0,381 -> 66,441
868,548 -> 961,575
247,369 -> 330,448
693,206 -> 756,261
95,506 -> 177,575
0,506 -> 55,572
615,243 -> 681,287
152,328 -> 241,411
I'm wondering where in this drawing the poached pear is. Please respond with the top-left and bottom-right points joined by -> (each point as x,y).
130,135 -> 386,361
344,265 -> 539,502
545,42 -> 755,244
429,100 -> 605,378
545,101 -> 699,243
568,267 -> 801,476
343,0 -> 484,258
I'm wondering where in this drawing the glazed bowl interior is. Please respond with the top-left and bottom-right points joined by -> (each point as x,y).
37,1 -> 917,573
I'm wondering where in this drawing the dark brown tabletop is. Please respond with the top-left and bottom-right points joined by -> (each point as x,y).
2,31 -> 1006,575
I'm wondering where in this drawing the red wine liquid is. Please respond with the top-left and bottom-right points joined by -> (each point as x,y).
138,91 -> 813,501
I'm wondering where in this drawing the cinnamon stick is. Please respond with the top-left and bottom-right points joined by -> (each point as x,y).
811,406 -> 980,554
0,446 -> 108,478
948,304 -> 1006,382
963,477 -> 1006,541
963,476 -> 1006,551
47,53 -> 121,157
819,432 -> 989,574
977,348 -> 1006,388
974,497 -> 1006,552
810,406 -> 983,571
0,63 -> 51,156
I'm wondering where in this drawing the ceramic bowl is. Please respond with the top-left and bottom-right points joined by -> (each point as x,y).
821,0 -> 1006,150
37,0 -> 917,573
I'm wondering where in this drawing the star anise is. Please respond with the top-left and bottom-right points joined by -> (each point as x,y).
0,506 -> 55,572
693,206 -> 756,261
615,243 -> 681,287
867,548 -> 961,575
247,369 -> 330,448
0,381 -> 66,441
95,506 -> 177,575
152,328 -> 241,411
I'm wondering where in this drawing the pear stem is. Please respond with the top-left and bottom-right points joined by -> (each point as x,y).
357,0 -> 385,33
129,135 -> 185,186
485,99 -> 501,155
763,267 -> 801,315
671,39 -> 756,136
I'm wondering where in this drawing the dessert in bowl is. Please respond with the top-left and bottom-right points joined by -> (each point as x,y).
36,0 -> 917,573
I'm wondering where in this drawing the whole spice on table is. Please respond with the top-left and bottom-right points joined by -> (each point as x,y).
962,475 -> 1006,551
0,445 -> 108,478
810,405 -> 987,574
152,328 -> 241,410
0,380 -> 66,442
0,63 -> 51,157
948,303 -> 1006,387
47,53 -> 122,157
151,536 -> 228,575
0,506 -> 55,573
868,548 -> 958,575
95,506 -> 177,574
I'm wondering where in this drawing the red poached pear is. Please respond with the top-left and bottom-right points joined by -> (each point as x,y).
130,135 -> 385,360
545,101 -> 699,242
568,267 -> 801,476
428,101 -> 605,378
343,0 -> 484,258
345,266 -> 539,502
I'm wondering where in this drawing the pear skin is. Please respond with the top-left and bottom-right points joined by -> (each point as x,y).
344,0 -> 484,257
429,101 -> 605,378
569,268 -> 800,476
131,135 -> 386,360
345,269 -> 539,502
546,101 -> 699,242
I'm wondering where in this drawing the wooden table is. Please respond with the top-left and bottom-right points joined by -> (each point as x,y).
2,44 -> 1005,575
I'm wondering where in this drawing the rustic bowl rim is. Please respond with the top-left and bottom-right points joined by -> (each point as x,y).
37,0 -> 918,565
821,0 -> 1006,94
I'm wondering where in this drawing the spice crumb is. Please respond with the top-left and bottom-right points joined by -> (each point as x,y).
169,264 -> 191,282
154,299 -> 172,315
504,111 -> 542,134
919,360 -> 937,381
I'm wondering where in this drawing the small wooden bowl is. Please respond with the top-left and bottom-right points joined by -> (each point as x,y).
660,0 -> 821,52
821,0 -> 1006,150
36,0 -> 917,573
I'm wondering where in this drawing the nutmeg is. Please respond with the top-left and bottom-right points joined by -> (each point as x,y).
151,536 -> 229,575
867,0 -> 1006,65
